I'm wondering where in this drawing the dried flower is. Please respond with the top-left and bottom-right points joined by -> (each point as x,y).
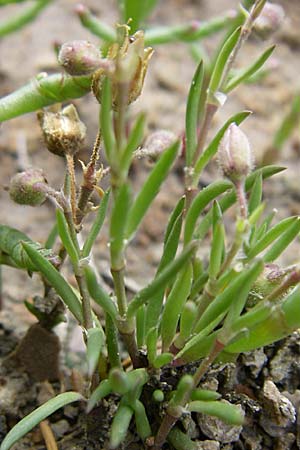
38,104 -> 86,157
218,123 -> 254,183
92,25 -> 153,108
254,2 -> 285,39
9,168 -> 47,206
58,40 -> 104,76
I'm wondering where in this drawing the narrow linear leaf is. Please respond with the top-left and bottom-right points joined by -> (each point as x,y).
195,166 -> 285,240
82,190 -> 110,257
87,379 -> 111,413
110,183 -> 131,269
224,45 -> 275,92
0,73 -> 91,122
194,259 -> 264,333
246,216 -> 298,259
194,110 -> 251,179
185,61 -> 204,165
23,242 -> 83,324
76,5 -> 116,42
87,327 -> 104,377
127,241 -> 198,317
100,77 -> 116,162
164,195 -> 185,244
190,389 -> 221,401
56,209 -> 79,267
188,400 -> 244,425
146,327 -> 158,365
85,266 -> 118,319
125,141 -> 179,240
161,263 -> 193,351
0,392 -> 83,450
208,26 -> 241,96
45,224 -> 58,249
184,180 -> 232,244
273,95 -> 300,150
263,217 -> 300,262
0,0 -> 51,39
110,405 -> 133,449
121,113 -> 146,174
145,206 -> 184,332
132,399 -> 151,439
136,305 -> 146,348
153,352 -> 173,368
248,172 -> 263,215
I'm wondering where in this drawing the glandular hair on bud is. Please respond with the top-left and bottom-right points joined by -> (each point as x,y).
218,123 -> 254,183
9,168 -> 47,206
58,40 -> 103,76
254,2 -> 285,39
38,104 -> 86,157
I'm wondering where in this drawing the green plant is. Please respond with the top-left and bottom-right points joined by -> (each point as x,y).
0,0 -> 52,38
0,1 -> 298,449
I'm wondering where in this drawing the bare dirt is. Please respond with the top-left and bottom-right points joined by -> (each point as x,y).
1,0 -> 300,449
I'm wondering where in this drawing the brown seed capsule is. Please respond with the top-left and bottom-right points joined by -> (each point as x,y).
58,40 -> 103,76
218,123 -> 254,183
9,168 -> 47,206
254,2 -> 285,39
38,104 -> 86,157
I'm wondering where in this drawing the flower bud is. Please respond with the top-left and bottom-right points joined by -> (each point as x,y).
58,40 -> 103,76
38,104 -> 86,157
218,123 -> 253,183
9,168 -> 47,206
254,2 -> 285,39
135,130 -> 177,162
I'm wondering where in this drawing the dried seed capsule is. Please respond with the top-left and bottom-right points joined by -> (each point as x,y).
254,2 -> 285,39
218,123 -> 253,183
9,168 -> 47,206
58,40 -> 103,76
38,104 -> 86,157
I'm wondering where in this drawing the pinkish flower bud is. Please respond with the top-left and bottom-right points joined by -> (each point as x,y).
254,2 -> 285,39
58,40 -> 103,76
218,123 -> 254,183
37,104 -> 86,157
136,130 -> 178,162
9,168 -> 47,206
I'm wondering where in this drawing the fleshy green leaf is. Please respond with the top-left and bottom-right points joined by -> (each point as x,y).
125,141 -> 179,240
87,379 -> 112,413
56,209 -> 79,267
185,61 -> 204,165
127,241 -> 198,317
87,327 -> 104,377
22,242 -> 83,324
224,45 -> 275,92
110,404 -> 133,449
0,73 -> 91,122
161,263 -> 193,351
0,392 -> 83,450
263,217 -> 300,262
193,110 -> 251,180
85,266 -> 118,319
82,190 -> 110,257
208,26 -> 241,98
184,180 -> 232,244
188,400 -> 244,425
110,183 -> 131,269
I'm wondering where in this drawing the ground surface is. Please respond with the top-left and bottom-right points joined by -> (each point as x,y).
1,0 -> 300,449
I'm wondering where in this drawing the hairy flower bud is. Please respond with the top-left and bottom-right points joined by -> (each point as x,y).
135,130 -> 177,162
58,40 -> 103,76
9,168 -> 47,206
254,2 -> 285,39
218,123 -> 253,183
38,104 -> 86,157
